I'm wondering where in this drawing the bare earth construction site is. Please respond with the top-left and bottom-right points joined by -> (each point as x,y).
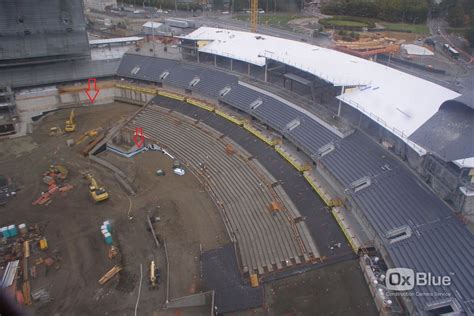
0,100 -> 376,315
1,1 -> 473,315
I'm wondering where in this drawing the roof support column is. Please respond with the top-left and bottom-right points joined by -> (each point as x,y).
230,58 -> 233,71
337,86 -> 345,117
264,59 -> 268,82
197,51 -> 200,63
247,63 -> 251,76
214,55 -> 217,67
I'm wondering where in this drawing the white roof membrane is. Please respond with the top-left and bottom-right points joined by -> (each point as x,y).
183,27 -> 461,156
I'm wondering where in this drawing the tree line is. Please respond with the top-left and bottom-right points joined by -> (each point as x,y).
437,0 -> 474,47
119,0 -> 303,12
320,0 -> 429,24
229,0 -> 302,12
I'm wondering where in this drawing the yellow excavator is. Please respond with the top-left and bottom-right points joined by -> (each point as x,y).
85,174 -> 109,202
75,128 -> 100,145
65,109 -> 76,132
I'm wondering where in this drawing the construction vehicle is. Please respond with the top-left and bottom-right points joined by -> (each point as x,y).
149,260 -> 161,290
85,174 -> 109,202
250,273 -> 259,287
49,127 -> 62,136
64,109 -> 76,132
74,128 -> 101,146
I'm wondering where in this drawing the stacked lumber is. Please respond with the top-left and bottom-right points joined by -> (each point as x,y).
99,265 -> 122,285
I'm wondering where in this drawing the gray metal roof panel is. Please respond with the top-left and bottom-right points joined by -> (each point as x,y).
117,53 -> 178,82
388,218 -> 474,314
193,69 -> 238,98
320,131 -> 400,186
351,167 -> 450,235
252,97 -> 300,130
221,84 -> 263,111
444,91 -> 474,111
0,260 -> 19,288
165,64 -> 200,88
289,117 -> 341,155
409,101 -> 474,161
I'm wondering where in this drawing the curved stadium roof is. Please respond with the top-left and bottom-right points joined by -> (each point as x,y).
182,27 -> 461,157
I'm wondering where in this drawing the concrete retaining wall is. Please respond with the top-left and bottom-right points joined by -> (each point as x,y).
15,81 -> 115,136
115,86 -> 155,104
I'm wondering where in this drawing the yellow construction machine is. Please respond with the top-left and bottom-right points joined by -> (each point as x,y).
49,126 -> 63,136
149,260 -> 161,290
65,109 -> 76,132
75,128 -> 101,145
85,174 -> 109,202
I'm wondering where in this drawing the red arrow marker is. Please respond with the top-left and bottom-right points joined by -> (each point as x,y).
85,78 -> 100,104
133,127 -> 144,148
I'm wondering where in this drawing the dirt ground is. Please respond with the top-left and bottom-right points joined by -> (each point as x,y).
0,102 -> 229,315
264,259 -> 378,316
226,259 -> 377,316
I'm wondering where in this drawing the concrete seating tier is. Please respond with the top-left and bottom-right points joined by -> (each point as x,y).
127,105 -> 317,274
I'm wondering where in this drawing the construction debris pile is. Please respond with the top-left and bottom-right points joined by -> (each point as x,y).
0,223 -> 58,307
0,175 -> 17,206
98,220 -> 123,286
32,164 -> 73,206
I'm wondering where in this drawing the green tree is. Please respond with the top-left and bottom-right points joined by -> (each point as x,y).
467,8 -> 474,47
447,1 -> 466,27
321,0 -> 428,23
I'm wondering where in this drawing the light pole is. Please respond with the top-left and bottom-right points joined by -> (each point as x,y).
151,12 -> 155,56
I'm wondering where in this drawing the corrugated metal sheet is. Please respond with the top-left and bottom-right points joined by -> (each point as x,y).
320,131 -> 400,186
388,218 -> 474,312
320,130 -> 474,314
409,93 -> 474,161
0,260 -> 19,288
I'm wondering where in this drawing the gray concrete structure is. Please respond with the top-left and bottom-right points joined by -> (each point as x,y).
116,54 -> 474,315
127,105 -> 319,274
0,0 -> 90,65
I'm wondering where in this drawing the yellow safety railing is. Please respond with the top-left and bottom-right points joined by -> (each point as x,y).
331,208 -> 359,253
216,110 -> 244,126
158,91 -> 186,101
115,83 -> 158,95
243,123 -> 274,146
303,171 -> 334,206
186,98 -> 215,112
275,146 -> 307,172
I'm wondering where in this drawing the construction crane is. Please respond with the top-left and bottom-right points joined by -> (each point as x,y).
85,174 -> 109,203
250,0 -> 258,32
65,109 -> 76,132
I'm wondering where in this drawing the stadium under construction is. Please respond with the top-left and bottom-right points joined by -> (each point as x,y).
0,1 -> 473,315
